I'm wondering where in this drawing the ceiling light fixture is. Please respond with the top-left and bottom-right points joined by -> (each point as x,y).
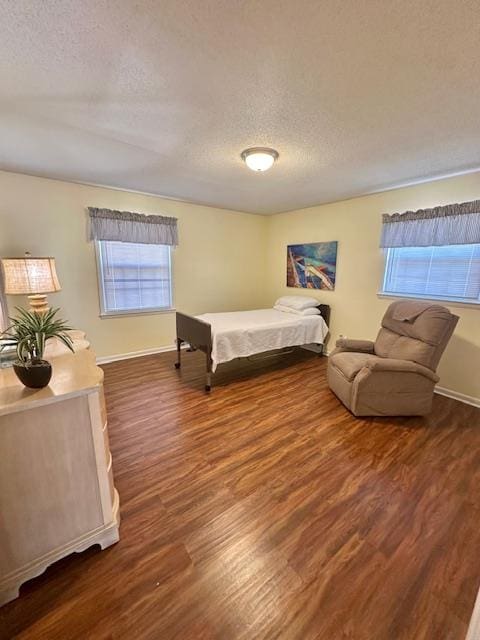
241,147 -> 279,172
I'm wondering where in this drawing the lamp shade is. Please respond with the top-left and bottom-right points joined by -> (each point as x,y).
1,257 -> 61,295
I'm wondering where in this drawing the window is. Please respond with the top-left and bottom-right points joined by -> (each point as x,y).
96,241 -> 172,315
382,243 -> 480,304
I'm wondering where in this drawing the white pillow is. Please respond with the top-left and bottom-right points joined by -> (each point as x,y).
274,295 -> 319,311
274,304 -> 320,316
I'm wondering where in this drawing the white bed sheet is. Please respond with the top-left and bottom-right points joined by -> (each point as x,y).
196,308 -> 329,371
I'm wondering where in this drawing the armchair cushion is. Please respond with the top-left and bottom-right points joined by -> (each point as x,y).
329,352 -> 378,382
375,301 -> 459,370
330,352 -> 440,385
374,329 -> 435,368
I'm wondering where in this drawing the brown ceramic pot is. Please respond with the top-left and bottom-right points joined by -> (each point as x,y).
13,359 -> 52,389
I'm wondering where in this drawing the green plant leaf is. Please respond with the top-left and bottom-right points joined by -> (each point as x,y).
1,307 -> 75,364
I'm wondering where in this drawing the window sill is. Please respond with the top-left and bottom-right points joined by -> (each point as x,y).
99,307 -> 176,319
377,292 -> 480,309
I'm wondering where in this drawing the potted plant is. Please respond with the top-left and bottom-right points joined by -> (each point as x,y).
0,307 -> 74,388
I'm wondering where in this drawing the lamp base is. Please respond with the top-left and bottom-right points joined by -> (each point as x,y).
27,294 -> 49,314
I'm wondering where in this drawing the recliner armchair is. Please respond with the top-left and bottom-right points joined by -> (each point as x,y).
327,300 -> 459,416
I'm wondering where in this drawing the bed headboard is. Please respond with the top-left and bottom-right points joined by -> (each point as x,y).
318,304 -> 331,326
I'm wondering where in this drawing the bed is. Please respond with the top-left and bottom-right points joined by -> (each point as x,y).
175,304 -> 330,391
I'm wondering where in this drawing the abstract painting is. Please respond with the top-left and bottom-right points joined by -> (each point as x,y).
287,241 -> 338,290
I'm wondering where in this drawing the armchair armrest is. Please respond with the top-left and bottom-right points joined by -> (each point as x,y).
335,338 -> 375,354
365,358 -> 439,383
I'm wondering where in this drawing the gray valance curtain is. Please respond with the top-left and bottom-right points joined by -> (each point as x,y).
88,207 -> 178,246
380,200 -> 480,248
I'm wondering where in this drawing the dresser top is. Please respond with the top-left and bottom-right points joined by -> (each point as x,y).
0,338 -> 103,417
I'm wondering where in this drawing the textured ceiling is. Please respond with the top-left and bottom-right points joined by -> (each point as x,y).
1,1 -> 480,214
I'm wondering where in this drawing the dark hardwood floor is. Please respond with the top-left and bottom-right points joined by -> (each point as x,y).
1,349 -> 480,639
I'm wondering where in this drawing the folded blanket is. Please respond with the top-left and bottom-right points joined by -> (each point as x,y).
391,300 -> 434,322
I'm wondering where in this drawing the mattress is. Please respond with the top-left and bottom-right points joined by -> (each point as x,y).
196,308 -> 329,371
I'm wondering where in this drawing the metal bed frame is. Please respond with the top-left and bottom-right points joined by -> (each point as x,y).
174,304 -> 331,392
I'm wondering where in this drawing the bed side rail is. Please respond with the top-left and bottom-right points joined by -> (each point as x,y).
175,312 -> 213,391
176,312 -> 212,353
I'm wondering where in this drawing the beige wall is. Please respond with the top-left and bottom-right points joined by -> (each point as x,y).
265,172 -> 480,400
0,171 -> 268,358
1,169 -> 479,399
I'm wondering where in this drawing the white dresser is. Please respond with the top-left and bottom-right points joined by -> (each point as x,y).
0,334 -> 120,606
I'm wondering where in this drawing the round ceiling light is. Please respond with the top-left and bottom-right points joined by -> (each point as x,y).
241,147 -> 279,172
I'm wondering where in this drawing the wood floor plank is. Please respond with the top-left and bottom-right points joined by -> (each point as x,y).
1,349 -> 479,639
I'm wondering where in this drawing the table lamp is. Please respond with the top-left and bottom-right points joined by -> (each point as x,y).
1,252 -> 61,314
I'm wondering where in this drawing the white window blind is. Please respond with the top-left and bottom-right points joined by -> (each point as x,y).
382,244 -> 480,304
96,241 -> 172,314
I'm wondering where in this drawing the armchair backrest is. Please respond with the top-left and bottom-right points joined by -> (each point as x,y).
374,300 -> 459,371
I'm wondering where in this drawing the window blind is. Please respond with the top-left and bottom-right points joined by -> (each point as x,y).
97,241 -> 172,313
382,243 -> 480,303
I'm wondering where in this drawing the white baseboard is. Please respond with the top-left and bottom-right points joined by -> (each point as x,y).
96,344 -> 177,365
96,345 -> 480,408
434,386 -> 480,408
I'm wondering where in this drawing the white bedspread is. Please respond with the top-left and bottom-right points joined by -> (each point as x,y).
196,308 -> 329,371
